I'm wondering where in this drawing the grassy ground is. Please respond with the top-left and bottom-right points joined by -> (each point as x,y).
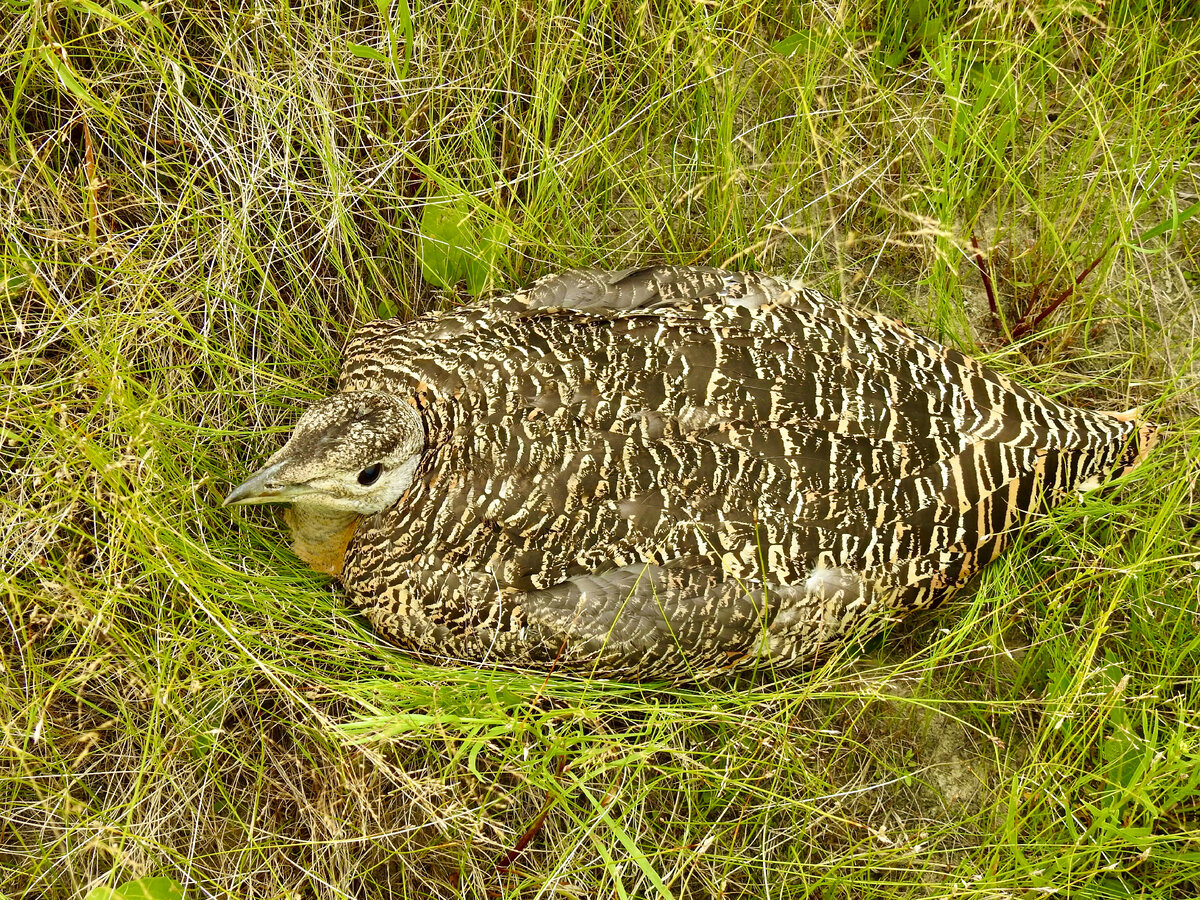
3,1 -> 1199,897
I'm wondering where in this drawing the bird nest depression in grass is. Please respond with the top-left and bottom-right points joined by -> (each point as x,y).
2,2 -> 1200,899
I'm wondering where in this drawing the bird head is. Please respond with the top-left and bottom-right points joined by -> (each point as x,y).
223,391 -> 425,515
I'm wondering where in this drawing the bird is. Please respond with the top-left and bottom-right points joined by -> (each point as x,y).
224,265 -> 1156,681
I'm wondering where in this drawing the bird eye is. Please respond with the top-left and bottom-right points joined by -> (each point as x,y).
357,463 -> 383,486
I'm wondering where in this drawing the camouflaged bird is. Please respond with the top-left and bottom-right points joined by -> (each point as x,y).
225,266 -> 1156,680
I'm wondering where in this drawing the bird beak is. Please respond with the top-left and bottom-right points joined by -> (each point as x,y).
223,462 -> 293,507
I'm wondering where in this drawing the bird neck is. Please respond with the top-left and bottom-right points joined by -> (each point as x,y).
283,503 -> 362,577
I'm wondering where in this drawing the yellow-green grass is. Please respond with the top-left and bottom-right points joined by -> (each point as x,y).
2,1 -> 1198,897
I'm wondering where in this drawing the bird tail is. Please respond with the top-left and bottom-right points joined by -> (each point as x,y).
1071,408 -> 1156,494
1102,408 -> 1158,481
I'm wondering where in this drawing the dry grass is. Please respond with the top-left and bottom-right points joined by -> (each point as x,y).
2,1 -> 1199,898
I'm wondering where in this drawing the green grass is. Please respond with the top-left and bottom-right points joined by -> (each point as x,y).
3,1 -> 1199,897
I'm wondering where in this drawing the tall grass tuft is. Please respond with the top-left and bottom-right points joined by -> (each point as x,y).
2,1 -> 1198,897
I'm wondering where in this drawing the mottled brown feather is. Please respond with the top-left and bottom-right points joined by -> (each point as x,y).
278,266 -> 1153,680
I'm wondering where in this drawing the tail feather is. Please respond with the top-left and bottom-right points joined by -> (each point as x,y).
1105,408 -> 1158,479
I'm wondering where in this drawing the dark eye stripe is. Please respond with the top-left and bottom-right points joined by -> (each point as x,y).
358,463 -> 383,486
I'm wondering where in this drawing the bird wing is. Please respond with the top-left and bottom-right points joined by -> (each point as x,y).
345,402 -> 936,677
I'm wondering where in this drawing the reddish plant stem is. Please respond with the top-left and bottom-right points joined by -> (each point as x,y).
1013,238 -> 1116,339
495,754 -> 570,875
970,233 -> 1001,334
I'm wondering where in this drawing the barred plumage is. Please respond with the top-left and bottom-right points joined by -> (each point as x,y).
225,266 -> 1156,680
